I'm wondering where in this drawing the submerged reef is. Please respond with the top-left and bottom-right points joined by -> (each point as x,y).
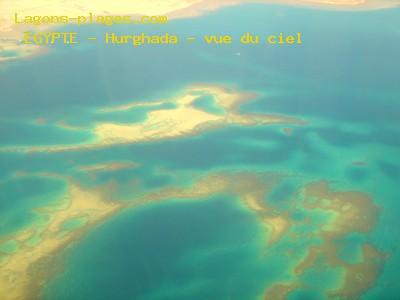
0,171 -> 384,300
0,85 -> 305,153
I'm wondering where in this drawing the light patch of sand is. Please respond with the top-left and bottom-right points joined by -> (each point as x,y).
261,181 -> 384,299
329,244 -> 387,299
0,173 -> 385,300
1,84 -> 305,153
262,213 -> 292,245
264,281 -> 300,300
241,191 -> 293,246
79,161 -> 139,173
0,35 -> 46,62
2,171 -> 284,299
94,97 -> 221,144
290,181 -> 384,299
143,171 -> 292,246
293,242 -> 386,299
56,120 -> 85,131
0,180 -> 123,300
98,100 -> 166,113
303,181 -> 380,238
244,194 -> 265,211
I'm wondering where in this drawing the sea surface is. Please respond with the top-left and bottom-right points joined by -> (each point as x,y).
0,4 -> 399,299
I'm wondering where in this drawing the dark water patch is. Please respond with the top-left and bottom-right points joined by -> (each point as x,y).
336,233 -> 365,264
43,196 -> 267,300
0,120 -> 92,146
313,126 -> 400,149
120,125 -> 329,172
192,95 -> 225,115
377,161 -> 400,179
268,179 -> 298,205
288,288 -> 325,300
346,166 -> 371,184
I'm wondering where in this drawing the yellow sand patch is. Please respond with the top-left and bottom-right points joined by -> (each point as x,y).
0,181 -> 123,300
98,100 -> 166,113
79,161 -> 139,173
0,172 -> 384,300
264,281 -> 300,300
290,181 -> 384,299
1,84 -> 304,153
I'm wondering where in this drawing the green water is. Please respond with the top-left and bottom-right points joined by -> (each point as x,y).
0,3 -> 399,299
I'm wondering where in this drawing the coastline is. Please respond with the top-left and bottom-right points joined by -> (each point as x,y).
0,171 -> 384,299
0,84 -> 306,153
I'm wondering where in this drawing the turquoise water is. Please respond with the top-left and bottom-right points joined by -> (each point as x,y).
43,197 -> 271,300
0,176 -> 66,235
0,4 -> 399,299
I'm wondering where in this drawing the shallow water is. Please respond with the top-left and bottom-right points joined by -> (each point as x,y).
0,4 -> 399,299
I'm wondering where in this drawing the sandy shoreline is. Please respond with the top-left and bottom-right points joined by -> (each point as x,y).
0,171 -> 385,299
0,84 -> 306,153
